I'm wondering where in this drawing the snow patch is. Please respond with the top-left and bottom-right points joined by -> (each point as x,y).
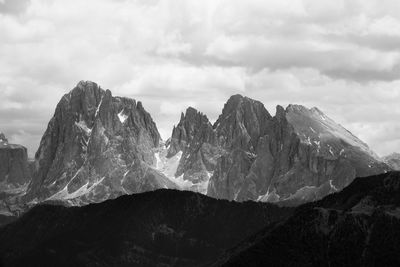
257,187 -> 280,202
154,151 -> 182,178
286,185 -> 318,201
75,120 -> 92,135
95,96 -> 103,117
154,149 -> 211,195
305,136 -> 312,145
328,145 -> 334,156
47,176 -> 105,201
118,110 -> 128,123
329,180 -> 339,191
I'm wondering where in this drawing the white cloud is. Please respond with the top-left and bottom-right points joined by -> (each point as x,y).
0,0 -> 399,157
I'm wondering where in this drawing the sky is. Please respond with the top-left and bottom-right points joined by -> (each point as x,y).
0,0 -> 400,158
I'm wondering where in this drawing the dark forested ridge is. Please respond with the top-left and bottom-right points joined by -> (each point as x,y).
0,189 -> 292,267
215,171 -> 400,267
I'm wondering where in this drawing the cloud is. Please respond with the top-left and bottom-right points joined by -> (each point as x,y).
0,0 -> 30,15
0,0 -> 399,157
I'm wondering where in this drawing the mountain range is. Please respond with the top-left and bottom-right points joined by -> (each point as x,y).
0,80 -> 392,218
0,80 -> 398,266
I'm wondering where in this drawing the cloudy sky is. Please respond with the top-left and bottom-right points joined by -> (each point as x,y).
1,0 -> 400,157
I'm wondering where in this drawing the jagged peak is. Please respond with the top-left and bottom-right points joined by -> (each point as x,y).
286,104 -> 328,117
225,94 -> 261,107
286,104 -> 331,123
275,105 -> 286,121
286,104 -> 310,113
226,93 -> 245,102
178,106 -> 199,121
221,94 -> 270,118
67,80 -> 105,98
0,132 -> 7,142
185,106 -> 199,116
76,80 -> 99,89
58,80 -> 106,106
178,106 -> 210,125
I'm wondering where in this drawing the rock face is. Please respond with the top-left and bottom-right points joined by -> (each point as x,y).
26,81 -> 175,205
0,189 -> 292,267
0,133 -> 31,221
383,153 -> 400,170
0,133 -> 31,190
8,86 -> 388,207
166,94 -> 389,204
214,94 -> 272,151
163,107 -> 220,193
215,172 -> 400,267
207,95 -> 274,200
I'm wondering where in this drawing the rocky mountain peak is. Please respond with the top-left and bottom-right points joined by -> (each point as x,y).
0,132 -> 8,143
167,106 -> 214,158
286,103 -> 308,113
156,106 -> 221,193
213,94 -> 272,151
275,105 -> 286,122
207,98 -> 388,203
76,80 -> 98,90
184,106 -> 199,117
26,81 -> 166,204
217,94 -> 271,120
285,103 -> 378,160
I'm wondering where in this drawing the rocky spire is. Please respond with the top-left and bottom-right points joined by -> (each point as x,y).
213,94 -> 272,152
26,81 -> 168,204
167,106 -> 215,157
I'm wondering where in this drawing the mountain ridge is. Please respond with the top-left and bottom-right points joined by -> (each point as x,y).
0,188 -> 293,267
0,81 -> 391,215
167,94 -> 389,204
214,171 -> 400,266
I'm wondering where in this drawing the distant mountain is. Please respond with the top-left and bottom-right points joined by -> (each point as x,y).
214,171 -> 400,266
383,153 -> 400,170
163,94 -> 389,204
0,190 -> 292,267
0,133 -> 31,219
25,81 -> 176,205
0,133 -> 31,190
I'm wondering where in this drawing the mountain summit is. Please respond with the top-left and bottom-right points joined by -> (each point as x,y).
26,81 -> 175,204
214,94 -> 272,151
166,95 -> 389,204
